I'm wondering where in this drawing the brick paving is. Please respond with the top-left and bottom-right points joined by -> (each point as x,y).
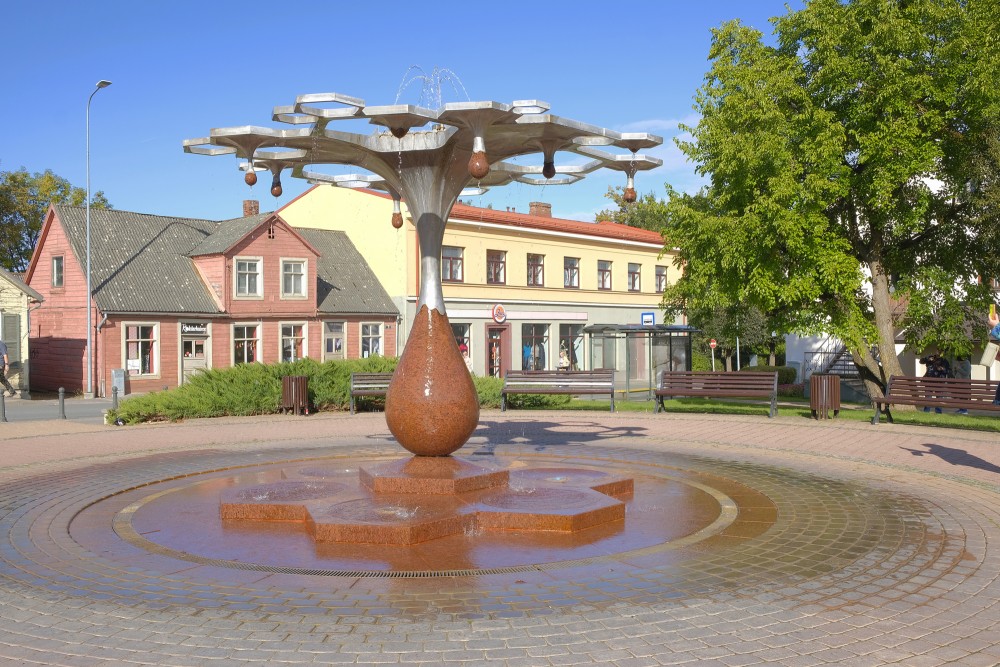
1,410 -> 999,665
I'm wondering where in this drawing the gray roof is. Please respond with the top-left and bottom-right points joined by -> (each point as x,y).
189,214 -> 270,256
53,206 -> 395,317
297,228 -> 398,315
55,206 -> 223,314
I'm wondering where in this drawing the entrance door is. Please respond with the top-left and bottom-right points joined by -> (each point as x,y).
486,326 -> 510,379
181,337 -> 208,383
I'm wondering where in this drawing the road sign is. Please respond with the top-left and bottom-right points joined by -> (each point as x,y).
709,339 -> 717,349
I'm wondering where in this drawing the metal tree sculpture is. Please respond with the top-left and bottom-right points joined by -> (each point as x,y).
184,93 -> 661,456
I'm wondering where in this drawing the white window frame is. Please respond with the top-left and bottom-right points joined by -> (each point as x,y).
323,320 -> 346,361
52,255 -> 64,288
123,322 -> 159,378
360,322 -> 384,358
233,323 -> 261,365
280,322 -> 307,362
234,256 -> 263,299
280,257 -> 308,299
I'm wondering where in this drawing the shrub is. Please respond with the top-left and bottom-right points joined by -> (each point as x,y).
473,375 -> 504,408
777,382 -> 805,398
741,365 -> 797,385
108,358 -> 580,424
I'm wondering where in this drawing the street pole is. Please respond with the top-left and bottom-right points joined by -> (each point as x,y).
85,80 -> 111,398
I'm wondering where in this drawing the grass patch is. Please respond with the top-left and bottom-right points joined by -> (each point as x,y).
107,359 -> 1000,434
557,397 -> 1000,432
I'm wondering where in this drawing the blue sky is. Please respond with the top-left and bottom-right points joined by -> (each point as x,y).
3,1 -> 800,223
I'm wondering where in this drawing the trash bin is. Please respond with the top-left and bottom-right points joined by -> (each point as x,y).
281,375 -> 309,415
810,373 -> 841,419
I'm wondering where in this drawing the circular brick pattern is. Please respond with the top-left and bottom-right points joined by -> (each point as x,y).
1,413 -> 999,665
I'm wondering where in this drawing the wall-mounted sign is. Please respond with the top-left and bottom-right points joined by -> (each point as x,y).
641,312 -> 655,326
181,322 -> 208,336
491,304 -> 507,324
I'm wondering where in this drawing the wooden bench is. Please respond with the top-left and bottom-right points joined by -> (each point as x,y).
349,372 -> 393,414
872,375 -> 1000,424
501,369 -> 616,412
655,371 -> 778,418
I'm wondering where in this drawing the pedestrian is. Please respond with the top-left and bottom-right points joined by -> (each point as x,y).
989,310 -> 1000,406
918,353 -> 950,413
0,339 -> 17,398
952,355 -> 971,414
459,343 -> 473,373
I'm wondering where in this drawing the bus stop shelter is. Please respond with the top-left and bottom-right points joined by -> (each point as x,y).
583,324 -> 698,401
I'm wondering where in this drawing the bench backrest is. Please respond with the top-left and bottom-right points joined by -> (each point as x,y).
658,371 -> 777,394
350,372 -> 393,391
503,369 -> 614,385
886,375 -> 998,402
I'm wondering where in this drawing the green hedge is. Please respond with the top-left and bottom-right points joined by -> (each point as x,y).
740,365 -> 798,385
108,359 -> 570,424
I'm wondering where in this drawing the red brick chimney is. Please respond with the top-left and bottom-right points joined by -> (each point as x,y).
529,201 -> 552,217
243,200 -> 260,217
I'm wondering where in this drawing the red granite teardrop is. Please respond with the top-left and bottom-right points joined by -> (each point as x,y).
385,306 -> 480,456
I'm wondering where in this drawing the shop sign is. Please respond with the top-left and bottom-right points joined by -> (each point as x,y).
181,322 -> 208,336
491,304 -> 507,324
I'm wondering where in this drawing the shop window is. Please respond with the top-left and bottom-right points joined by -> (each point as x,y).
182,339 -> 205,359
233,324 -> 259,364
487,250 -> 506,285
52,256 -> 64,287
521,323 -> 549,370
564,257 -> 580,288
559,324 -> 583,371
324,321 -> 345,360
235,257 -> 262,297
281,259 -> 307,298
598,260 -> 612,290
361,323 -> 383,358
527,254 -> 544,287
125,324 -> 157,376
442,246 -> 464,282
281,323 -> 305,362
452,323 -> 472,369
655,265 -> 667,293
628,263 -> 641,292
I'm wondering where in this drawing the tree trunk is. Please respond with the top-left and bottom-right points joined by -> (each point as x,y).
862,260 -> 913,411
869,261 -> 904,383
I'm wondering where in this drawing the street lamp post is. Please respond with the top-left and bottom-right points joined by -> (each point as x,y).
85,79 -> 111,399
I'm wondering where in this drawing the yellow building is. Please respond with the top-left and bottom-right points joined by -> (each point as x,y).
279,186 -> 683,385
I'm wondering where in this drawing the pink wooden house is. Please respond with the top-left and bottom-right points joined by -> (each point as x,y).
24,202 -> 397,396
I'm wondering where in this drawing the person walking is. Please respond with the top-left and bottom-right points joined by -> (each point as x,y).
0,339 -> 17,398
919,353 -> 950,413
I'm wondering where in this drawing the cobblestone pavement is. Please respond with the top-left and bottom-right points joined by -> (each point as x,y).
1,410 -> 999,666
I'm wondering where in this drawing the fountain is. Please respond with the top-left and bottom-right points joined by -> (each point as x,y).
184,79 -> 662,548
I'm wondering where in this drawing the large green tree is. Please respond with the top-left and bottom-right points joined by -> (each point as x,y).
0,167 -> 111,272
661,0 -> 1000,395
